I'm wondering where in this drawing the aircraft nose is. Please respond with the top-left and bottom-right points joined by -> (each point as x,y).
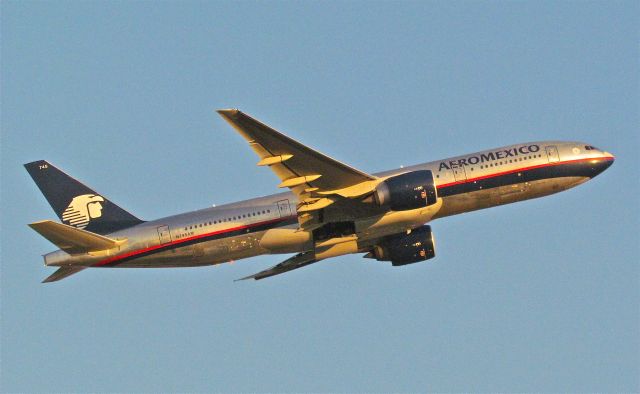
589,153 -> 614,178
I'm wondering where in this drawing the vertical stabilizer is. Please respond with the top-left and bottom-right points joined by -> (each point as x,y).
25,160 -> 143,235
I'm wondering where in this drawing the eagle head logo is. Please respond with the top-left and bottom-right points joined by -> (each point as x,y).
62,194 -> 105,229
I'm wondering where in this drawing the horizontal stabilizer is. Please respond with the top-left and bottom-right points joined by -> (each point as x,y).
29,220 -> 125,254
236,251 -> 317,281
43,266 -> 86,283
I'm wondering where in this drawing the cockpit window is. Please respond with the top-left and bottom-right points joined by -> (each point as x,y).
584,145 -> 599,151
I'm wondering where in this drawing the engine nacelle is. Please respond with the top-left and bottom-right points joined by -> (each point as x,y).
374,170 -> 438,211
370,225 -> 436,266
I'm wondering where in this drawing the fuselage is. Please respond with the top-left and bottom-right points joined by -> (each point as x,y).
43,140 -> 614,269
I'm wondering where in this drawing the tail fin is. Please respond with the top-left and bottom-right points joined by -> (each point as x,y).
25,160 -> 143,235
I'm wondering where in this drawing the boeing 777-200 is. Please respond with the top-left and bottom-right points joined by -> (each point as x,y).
25,109 -> 615,282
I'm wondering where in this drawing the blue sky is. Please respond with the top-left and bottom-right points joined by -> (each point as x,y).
1,1 -> 638,392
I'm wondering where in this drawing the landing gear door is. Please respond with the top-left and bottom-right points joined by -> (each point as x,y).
452,165 -> 467,182
157,225 -> 172,245
277,199 -> 292,218
545,145 -> 560,163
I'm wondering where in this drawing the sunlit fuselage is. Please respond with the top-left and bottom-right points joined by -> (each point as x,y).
43,141 -> 614,269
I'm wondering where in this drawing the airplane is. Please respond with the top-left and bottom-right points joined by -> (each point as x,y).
25,109 -> 615,283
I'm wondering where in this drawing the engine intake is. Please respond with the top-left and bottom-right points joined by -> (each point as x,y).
374,170 -> 437,211
370,225 -> 436,266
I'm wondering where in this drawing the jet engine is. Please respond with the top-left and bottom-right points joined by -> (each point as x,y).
373,170 -> 438,211
367,225 -> 436,266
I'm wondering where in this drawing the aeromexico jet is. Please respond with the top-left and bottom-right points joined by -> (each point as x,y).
25,110 -> 614,283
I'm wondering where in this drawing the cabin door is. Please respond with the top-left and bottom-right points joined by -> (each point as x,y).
277,199 -> 292,218
157,225 -> 172,245
545,145 -> 560,163
452,165 -> 467,182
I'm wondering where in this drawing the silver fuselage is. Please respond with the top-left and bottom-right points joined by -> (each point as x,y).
43,141 -> 614,269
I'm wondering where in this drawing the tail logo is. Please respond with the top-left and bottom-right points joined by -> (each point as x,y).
62,194 -> 105,229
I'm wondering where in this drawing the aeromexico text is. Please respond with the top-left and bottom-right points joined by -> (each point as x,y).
438,144 -> 540,171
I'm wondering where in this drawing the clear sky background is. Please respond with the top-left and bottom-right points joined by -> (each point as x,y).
1,2 -> 638,392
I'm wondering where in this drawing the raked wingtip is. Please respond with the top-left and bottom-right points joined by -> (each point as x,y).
216,108 -> 240,117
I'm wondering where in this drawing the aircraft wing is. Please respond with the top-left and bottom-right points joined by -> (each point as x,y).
236,251 -> 317,281
217,109 -> 379,213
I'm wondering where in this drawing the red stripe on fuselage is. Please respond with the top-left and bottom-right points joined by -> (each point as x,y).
94,216 -> 296,267
437,156 -> 613,189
